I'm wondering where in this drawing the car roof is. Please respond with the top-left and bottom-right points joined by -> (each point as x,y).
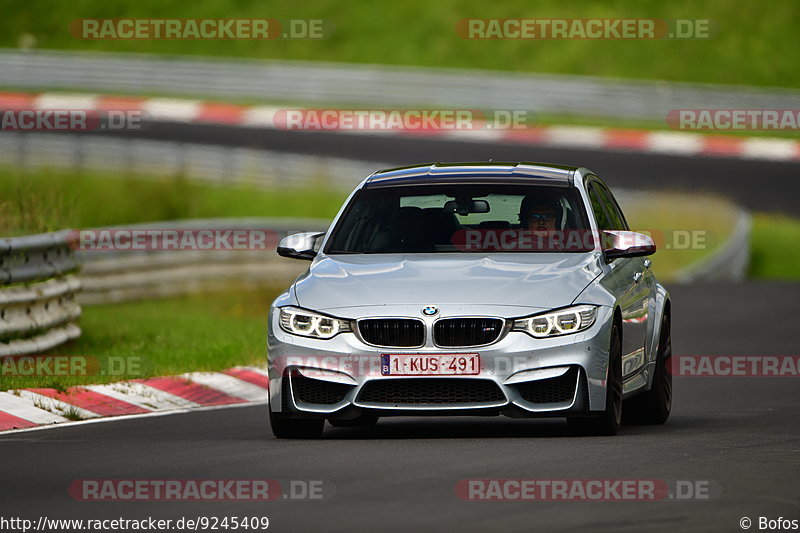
364,162 -> 577,188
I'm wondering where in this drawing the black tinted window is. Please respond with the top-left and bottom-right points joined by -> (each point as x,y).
596,184 -> 627,230
325,184 -> 591,254
588,185 -> 614,231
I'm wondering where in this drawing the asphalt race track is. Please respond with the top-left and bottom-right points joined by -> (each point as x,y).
2,129 -> 797,532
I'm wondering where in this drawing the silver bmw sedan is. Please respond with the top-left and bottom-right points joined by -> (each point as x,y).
268,162 -> 672,438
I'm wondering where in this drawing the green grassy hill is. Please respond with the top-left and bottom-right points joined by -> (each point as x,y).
4,0 -> 799,87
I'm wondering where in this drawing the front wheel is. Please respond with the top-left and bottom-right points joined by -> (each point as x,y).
269,402 -> 324,439
569,322 -> 622,436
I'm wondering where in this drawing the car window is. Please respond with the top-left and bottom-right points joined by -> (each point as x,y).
400,193 -> 520,225
326,183 -> 593,254
596,184 -> 628,230
588,184 -> 614,230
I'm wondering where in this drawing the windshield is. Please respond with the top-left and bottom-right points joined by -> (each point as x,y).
325,184 -> 594,254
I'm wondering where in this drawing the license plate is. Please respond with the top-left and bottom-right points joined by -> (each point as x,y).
381,353 -> 480,376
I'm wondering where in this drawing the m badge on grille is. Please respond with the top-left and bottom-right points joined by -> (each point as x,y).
422,306 -> 439,316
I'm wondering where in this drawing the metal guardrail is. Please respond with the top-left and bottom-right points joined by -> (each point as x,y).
0,133 -> 383,191
0,229 -> 78,283
0,230 -> 82,356
615,190 -> 752,283
674,212 -> 752,282
2,49 -> 800,120
76,218 -> 327,304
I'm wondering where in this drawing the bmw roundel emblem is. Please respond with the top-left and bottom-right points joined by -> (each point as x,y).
422,306 -> 439,316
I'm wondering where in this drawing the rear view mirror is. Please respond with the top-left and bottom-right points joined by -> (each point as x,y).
444,199 -> 490,216
602,230 -> 656,261
277,232 -> 325,260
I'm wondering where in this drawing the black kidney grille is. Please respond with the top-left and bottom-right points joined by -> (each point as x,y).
291,374 -> 353,405
434,318 -> 504,347
357,378 -> 505,405
514,367 -> 579,404
358,319 -> 424,347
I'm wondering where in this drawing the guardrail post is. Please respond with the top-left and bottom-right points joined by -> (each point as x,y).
0,230 -> 82,356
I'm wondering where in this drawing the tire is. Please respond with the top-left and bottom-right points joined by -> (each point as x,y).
269,402 -> 324,439
328,413 -> 379,428
569,322 -> 622,436
623,312 -> 672,425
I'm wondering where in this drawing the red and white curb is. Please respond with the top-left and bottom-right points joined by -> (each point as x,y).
0,366 -> 269,433
1,91 -> 799,162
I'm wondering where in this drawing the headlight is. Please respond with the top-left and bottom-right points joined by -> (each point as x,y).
278,306 -> 352,339
512,305 -> 597,338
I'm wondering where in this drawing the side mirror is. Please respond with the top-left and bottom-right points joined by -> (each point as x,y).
602,230 -> 656,261
277,232 -> 325,261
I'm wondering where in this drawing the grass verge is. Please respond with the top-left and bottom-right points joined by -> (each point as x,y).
749,213 -> 800,280
0,166 -> 349,236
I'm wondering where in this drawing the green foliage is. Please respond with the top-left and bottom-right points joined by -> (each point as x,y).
2,0 -> 797,87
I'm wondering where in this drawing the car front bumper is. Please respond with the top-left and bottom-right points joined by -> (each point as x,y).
268,305 -> 615,419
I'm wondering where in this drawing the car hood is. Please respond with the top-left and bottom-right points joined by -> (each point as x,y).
293,253 -> 603,314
